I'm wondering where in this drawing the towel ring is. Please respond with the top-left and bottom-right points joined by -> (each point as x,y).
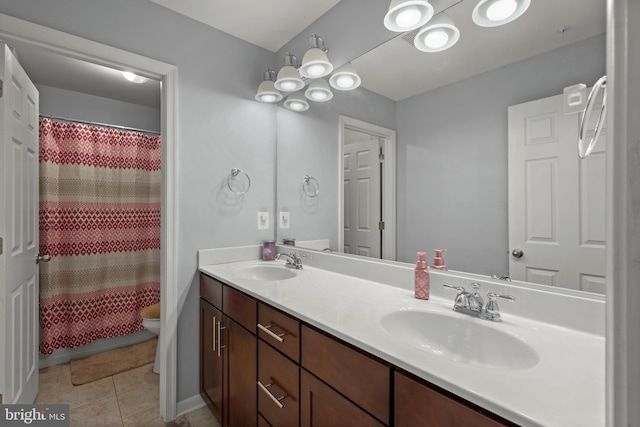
578,75 -> 607,159
302,175 -> 319,197
227,168 -> 251,195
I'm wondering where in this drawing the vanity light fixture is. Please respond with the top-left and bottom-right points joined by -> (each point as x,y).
255,69 -> 283,103
305,78 -> 334,102
299,34 -> 333,79
274,52 -> 305,92
472,0 -> 530,27
329,63 -> 362,91
414,13 -> 460,52
284,91 -> 310,112
121,71 -> 147,84
383,0 -> 434,32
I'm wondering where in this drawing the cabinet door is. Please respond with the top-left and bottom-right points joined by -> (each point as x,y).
226,316 -> 257,427
300,370 -> 385,427
394,371 -> 510,427
201,299 -> 224,424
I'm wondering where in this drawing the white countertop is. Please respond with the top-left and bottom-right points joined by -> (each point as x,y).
198,257 -> 605,427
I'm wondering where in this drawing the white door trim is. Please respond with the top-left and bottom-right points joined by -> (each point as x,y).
338,116 -> 396,260
0,13 -> 179,421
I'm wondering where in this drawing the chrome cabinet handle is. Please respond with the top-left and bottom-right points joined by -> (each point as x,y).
36,254 -> 51,264
212,317 -> 216,353
216,320 -> 226,357
257,380 -> 286,409
257,323 -> 286,343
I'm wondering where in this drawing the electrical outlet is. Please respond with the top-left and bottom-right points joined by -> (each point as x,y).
279,212 -> 290,229
257,212 -> 269,230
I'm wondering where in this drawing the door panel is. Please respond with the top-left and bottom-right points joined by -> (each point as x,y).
1,42 -> 40,404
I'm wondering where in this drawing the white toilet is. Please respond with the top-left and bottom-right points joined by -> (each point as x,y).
142,315 -> 161,374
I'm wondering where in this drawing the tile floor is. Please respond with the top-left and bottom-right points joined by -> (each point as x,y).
36,362 -> 218,427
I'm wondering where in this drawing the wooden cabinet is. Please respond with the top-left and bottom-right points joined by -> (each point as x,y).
394,370 -> 515,427
200,273 -> 257,427
301,325 -> 391,425
258,340 -> 299,427
300,369 -> 385,427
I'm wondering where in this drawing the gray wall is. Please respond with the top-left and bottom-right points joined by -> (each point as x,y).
0,0 -> 276,401
396,34 -> 606,275
37,84 -> 161,132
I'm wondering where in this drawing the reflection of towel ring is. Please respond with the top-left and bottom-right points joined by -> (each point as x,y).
578,75 -> 607,159
227,168 -> 251,195
302,175 -> 319,197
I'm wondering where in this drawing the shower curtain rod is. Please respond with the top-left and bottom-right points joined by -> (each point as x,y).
39,114 -> 161,136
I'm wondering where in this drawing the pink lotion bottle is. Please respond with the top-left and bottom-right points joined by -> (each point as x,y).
431,249 -> 448,270
414,252 -> 430,300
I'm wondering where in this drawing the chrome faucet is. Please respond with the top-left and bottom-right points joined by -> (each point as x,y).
276,252 -> 303,269
443,283 -> 515,322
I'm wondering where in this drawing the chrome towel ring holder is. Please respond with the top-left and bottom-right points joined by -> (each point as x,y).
302,175 -> 319,197
227,168 -> 251,195
578,75 -> 607,159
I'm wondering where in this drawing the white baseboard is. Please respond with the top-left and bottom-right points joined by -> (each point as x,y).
176,393 -> 206,418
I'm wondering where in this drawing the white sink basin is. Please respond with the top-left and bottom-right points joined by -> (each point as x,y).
230,264 -> 298,281
381,310 -> 538,370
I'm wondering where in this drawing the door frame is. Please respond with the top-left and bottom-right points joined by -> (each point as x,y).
338,116 -> 396,260
0,13 -> 179,420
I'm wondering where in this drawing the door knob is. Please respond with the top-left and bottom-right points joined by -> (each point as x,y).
511,249 -> 524,258
36,254 -> 51,264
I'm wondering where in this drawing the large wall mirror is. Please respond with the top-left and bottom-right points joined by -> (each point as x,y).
276,0 -> 606,294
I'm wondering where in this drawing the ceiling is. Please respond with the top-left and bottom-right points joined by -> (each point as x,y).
4,0 -> 605,107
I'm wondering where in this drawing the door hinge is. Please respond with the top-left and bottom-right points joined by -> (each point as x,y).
379,153 -> 385,163
0,237 -> 3,255
379,221 -> 385,230
0,79 -> 3,98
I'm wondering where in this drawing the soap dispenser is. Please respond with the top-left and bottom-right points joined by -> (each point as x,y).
431,249 -> 448,270
415,252 -> 430,300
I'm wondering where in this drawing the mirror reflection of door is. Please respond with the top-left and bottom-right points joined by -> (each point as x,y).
343,131 -> 382,257
339,116 -> 396,261
508,92 -> 606,294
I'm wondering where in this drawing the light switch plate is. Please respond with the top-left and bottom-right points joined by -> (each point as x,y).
279,212 -> 290,229
258,212 -> 269,230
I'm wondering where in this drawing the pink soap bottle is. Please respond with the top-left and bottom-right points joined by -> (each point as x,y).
431,249 -> 448,271
415,252 -> 430,300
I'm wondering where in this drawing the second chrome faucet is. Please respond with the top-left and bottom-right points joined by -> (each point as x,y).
443,282 -> 515,322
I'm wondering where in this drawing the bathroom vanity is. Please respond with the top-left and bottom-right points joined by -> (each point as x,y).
198,246 -> 605,427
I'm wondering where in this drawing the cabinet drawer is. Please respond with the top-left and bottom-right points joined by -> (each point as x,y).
223,285 -> 257,333
200,273 -> 222,309
301,325 -> 390,425
258,340 -> 299,427
258,303 -> 300,362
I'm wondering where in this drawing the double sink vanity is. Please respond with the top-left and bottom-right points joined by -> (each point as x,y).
198,245 -> 604,427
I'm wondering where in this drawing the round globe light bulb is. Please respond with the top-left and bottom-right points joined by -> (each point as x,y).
279,81 -> 297,91
306,64 -> 327,77
424,29 -> 449,49
394,5 -> 421,29
261,94 -> 277,103
336,75 -> 355,89
486,0 -> 517,21
290,101 -> 305,111
311,91 -> 328,101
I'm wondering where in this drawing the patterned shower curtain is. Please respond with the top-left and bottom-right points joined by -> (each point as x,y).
38,118 -> 161,355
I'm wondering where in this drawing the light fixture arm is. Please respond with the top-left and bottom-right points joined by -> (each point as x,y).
283,52 -> 298,67
262,69 -> 276,81
308,33 -> 328,53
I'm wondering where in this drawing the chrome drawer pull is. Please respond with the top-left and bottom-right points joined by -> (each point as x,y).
257,381 -> 286,409
212,317 -> 216,353
257,323 -> 286,343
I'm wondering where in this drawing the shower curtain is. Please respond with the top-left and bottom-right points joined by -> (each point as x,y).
38,118 -> 161,355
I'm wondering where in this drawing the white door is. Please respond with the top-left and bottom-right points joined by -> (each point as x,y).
508,93 -> 606,293
343,137 -> 381,258
0,43 -> 40,403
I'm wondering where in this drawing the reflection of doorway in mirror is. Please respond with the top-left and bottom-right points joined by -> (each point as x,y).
344,135 -> 381,257
508,93 -> 606,294
339,116 -> 396,260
